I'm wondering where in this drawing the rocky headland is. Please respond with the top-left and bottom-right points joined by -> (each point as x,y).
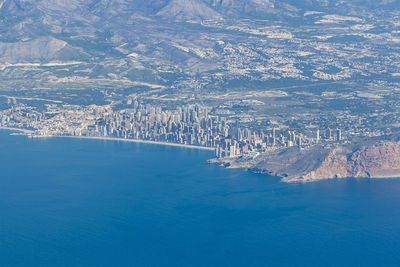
211,135 -> 400,183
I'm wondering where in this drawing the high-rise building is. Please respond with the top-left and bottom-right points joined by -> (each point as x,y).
272,128 -> 276,146
326,128 -> 332,140
337,129 -> 342,141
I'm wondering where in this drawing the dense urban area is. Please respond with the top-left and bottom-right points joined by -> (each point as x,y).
0,98 -> 352,159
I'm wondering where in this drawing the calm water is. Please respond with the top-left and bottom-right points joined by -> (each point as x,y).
1,130 -> 400,266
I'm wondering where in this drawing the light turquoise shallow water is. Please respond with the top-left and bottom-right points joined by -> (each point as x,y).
1,130 -> 400,266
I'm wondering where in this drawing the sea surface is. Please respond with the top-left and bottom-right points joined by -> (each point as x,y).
1,130 -> 400,267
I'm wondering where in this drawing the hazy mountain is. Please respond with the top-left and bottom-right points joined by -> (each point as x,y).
0,0 -> 398,94
2,0 -> 396,22
0,36 -> 86,63
157,0 -> 222,21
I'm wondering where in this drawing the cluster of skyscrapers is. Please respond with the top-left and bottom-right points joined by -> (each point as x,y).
0,101 -> 344,159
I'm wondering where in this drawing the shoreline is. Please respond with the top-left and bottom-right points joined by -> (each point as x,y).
0,127 -> 215,151
0,126 -> 34,134
50,136 -> 216,151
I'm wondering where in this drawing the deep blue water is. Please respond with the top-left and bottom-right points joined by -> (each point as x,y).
1,130 -> 400,266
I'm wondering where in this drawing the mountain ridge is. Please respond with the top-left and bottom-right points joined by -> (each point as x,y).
0,0 -> 398,93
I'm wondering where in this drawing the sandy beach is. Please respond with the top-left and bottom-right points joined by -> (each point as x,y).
0,126 -> 34,134
0,127 -> 215,151
53,136 -> 216,151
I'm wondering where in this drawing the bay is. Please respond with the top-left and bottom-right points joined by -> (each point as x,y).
1,130 -> 400,266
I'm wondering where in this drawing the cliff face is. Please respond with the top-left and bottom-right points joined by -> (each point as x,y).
245,139 -> 400,182
300,141 -> 400,182
251,145 -> 331,179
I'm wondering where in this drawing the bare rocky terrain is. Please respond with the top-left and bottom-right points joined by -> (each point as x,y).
214,135 -> 400,183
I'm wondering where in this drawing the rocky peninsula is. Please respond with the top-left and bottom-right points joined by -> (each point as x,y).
210,135 -> 400,183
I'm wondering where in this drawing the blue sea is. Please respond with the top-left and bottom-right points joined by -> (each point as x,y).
1,130 -> 400,266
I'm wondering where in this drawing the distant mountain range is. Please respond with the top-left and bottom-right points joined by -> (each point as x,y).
2,0 -> 397,20
0,0 -> 398,95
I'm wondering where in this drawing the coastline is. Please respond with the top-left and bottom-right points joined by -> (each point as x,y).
50,136 -> 216,151
0,126 -> 34,134
0,127 -> 215,151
